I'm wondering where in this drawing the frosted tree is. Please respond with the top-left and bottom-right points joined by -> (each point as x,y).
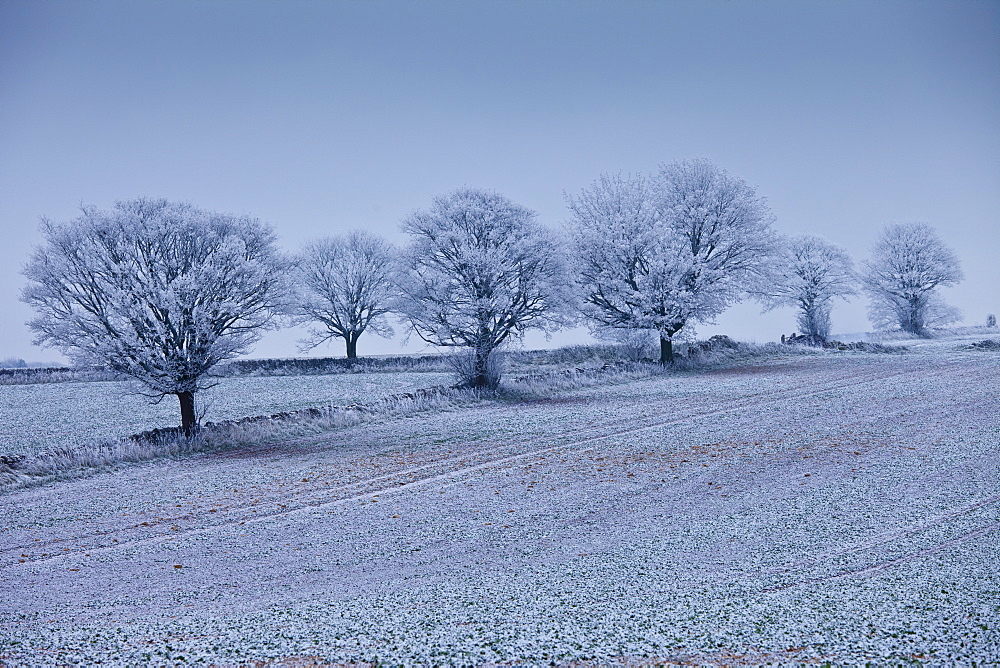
21,198 -> 288,435
765,235 -> 857,339
567,173 -> 677,358
568,161 -> 778,363
862,222 -> 963,334
395,188 -> 568,388
294,231 -> 395,359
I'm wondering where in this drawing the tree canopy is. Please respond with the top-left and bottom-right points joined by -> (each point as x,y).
568,159 -> 778,362
395,187 -> 568,387
21,198 -> 288,433
294,231 -> 395,359
862,222 -> 963,335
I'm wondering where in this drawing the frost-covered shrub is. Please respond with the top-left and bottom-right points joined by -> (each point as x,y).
0,366 -> 122,385
216,355 -> 448,377
448,349 -> 505,390
594,328 -> 658,361
692,334 -> 740,353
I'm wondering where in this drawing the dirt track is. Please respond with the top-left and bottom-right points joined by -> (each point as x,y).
2,348 -> 999,665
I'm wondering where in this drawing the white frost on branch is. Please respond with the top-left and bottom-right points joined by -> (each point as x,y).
293,231 -> 395,359
862,222 -> 963,334
567,160 -> 778,362
394,187 -> 570,387
21,198 -> 288,431
764,234 -> 857,338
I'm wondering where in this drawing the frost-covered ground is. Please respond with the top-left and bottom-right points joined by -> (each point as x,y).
1,336 -> 998,665
0,372 -> 451,458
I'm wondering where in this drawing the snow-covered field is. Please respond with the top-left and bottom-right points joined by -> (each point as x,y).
1,336 -> 998,665
0,372 -> 452,458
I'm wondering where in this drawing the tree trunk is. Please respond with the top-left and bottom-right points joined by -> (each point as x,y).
659,336 -> 674,364
473,349 -> 491,388
346,334 -> 358,359
901,296 -> 926,335
177,391 -> 197,438
911,300 -> 925,335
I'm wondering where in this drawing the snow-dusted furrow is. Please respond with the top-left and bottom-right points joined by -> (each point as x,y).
766,490 -> 1000,575
762,493 -> 1000,592
1,360 -> 925,568
2,346 -> 997,665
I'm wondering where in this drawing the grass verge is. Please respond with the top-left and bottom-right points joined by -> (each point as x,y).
0,385 -> 486,493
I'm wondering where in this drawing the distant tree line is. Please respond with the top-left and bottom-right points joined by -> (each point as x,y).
19,159 -> 970,433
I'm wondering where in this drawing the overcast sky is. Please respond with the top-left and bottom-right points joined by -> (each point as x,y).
2,0 -> 997,362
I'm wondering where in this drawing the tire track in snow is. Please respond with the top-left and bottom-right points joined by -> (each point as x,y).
766,491 -> 1000,577
762,513 -> 1000,593
149,361 -> 872,479
1,362 -> 930,567
119,359 -> 913,500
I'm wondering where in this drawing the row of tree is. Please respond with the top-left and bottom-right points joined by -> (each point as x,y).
298,160 -> 964,367
20,159 -> 965,433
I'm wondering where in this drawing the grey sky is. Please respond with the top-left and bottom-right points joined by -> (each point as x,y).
2,0 -> 997,362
